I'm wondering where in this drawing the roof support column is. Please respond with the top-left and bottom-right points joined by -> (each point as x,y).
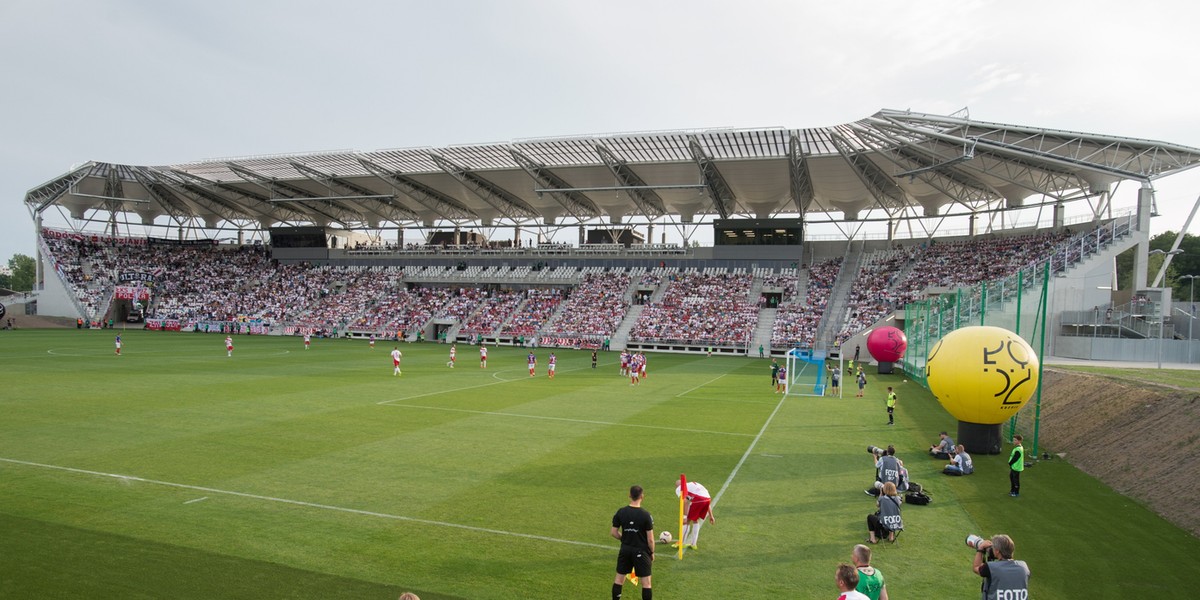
1135,184 -> 1154,288
1054,202 -> 1065,231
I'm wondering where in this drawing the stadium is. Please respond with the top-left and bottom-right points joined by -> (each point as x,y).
6,109 -> 1200,598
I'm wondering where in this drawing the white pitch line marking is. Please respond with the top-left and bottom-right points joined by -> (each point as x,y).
381,403 -> 754,437
674,372 -> 729,398
0,457 -> 610,551
712,395 -> 787,507
183,496 -> 209,504
760,453 -> 783,458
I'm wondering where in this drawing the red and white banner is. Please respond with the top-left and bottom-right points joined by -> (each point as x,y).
114,286 -> 151,301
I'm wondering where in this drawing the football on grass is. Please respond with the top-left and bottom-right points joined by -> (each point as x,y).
658,531 -> 672,543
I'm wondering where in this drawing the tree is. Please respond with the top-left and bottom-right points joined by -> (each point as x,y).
1115,232 -> 1188,292
8,254 -> 35,292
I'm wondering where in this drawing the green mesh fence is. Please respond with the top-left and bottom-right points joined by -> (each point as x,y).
899,261 -> 1050,458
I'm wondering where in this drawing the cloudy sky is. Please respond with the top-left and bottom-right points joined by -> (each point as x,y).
3,0 -> 1199,262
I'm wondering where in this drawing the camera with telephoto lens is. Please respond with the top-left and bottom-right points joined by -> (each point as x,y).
867,445 -> 886,457
965,534 -> 994,560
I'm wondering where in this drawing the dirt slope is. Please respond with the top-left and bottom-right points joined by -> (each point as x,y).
1040,369 -> 1200,536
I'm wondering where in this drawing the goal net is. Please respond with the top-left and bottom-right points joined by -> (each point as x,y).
785,348 -> 841,397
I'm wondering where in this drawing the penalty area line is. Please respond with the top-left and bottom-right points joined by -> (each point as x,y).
675,372 -> 728,398
0,457 -> 611,551
712,395 -> 787,507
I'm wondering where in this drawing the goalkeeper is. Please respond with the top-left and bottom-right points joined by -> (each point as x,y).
673,480 -> 716,550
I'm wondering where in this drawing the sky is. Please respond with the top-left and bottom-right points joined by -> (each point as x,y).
3,0 -> 1200,262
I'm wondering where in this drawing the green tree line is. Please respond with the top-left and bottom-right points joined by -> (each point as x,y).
1,254 -> 35,291
1116,232 -> 1200,301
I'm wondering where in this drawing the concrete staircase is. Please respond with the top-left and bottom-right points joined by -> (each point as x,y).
609,304 -> 645,351
815,245 -> 863,348
751,308 -> 777,357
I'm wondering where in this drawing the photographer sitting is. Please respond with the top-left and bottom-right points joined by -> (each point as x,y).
866,482 -> 903,544
866,446 -> 906,497
970,534 -> 1030,600
929,431 -> 954,459
943,444 -> 974,476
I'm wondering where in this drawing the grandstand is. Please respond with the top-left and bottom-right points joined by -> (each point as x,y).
19,109 -> 1200,363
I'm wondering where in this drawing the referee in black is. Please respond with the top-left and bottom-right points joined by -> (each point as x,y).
611,485 -> 655,600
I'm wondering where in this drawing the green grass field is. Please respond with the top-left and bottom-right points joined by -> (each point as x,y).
1,329 -> 1198,599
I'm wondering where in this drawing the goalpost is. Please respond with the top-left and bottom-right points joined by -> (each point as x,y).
784,347 -> 842,397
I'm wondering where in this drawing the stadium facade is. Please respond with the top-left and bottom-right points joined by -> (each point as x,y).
20,109 -> 1200,362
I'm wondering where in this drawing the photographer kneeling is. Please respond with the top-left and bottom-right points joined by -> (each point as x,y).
866,482 -> 902,544
969,534 -> 1030,600
943,444 -> 974,476
929,431 -> 954,459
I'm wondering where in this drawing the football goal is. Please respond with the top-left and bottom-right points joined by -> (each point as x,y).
784,348 -> 842,397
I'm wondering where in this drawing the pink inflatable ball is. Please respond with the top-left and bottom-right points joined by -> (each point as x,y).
866,326 -> 908,363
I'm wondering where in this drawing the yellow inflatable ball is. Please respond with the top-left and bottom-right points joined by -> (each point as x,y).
925,326 -> 1039,424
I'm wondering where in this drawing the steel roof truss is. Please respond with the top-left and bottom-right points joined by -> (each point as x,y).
168,169 -> 303,223
429,154 -> 539,221
788,133 -> 816,213
830,130 -> 907,216
289,161 -> 422,224
225,163 -> 356,227
687,137 -> 736,220
593,143 -> 666,217
850,125 -> 995,214
509,149 -> 601,220
28,163 -> 99,214
871,117 -> 1080,201
357,157 -> 477,221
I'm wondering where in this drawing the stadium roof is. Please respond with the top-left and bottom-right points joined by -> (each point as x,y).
24,109 -> 1200,233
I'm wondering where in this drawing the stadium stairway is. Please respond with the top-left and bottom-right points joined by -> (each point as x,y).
795,267 -> 809,306
648,278 -> 671,303
814,245 -> 863,348
748,275 -> 764,303
751,308 -> 777,356
609,304 -> 645,351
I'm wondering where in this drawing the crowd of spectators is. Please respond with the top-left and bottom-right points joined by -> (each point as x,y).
291,267 -> 403,333
834,231 -> 1073,340
544,272 -> 631,339
501,288 -> 565,337
42,225 -> 1106,348
629,272 -> 758,346
460,290 -> 524,336
771,258 -> 842,348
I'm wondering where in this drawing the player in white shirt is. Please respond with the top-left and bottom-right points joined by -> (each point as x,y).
225,336 -> 234,357
674,480 -> 715,549
447,344 -> 457,368
391,347 -> 403,376
303,333 -> 311,350
480,345 -> 488,369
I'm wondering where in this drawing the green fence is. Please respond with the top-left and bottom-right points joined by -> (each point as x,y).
899,261 -> 1051,458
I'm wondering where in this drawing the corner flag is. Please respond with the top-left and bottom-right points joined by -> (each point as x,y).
678,473 -> 686,559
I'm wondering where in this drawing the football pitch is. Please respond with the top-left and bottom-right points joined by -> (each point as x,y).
1,330 -> 1198,599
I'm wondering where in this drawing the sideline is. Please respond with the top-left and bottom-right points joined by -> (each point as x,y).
0,456 -> 611,551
